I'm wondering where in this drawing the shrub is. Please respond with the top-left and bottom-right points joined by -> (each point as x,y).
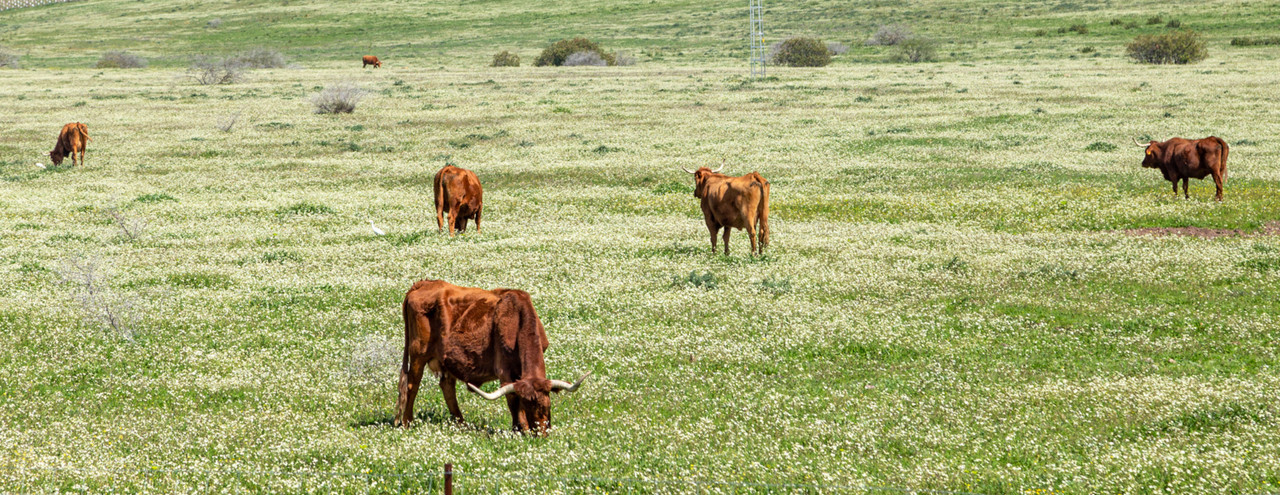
769,36 -> 831,67
1166,19 -> 1182,28
1033,29 -> 1047,37
563,51 -> 608,66
890,36 -> 938,63
1110,18 -> 1124,26
231,47 -> 287,68
534,38 -> 616,66
206,18 -> 222,29
826,42 -> 849,55
0,47 -> 18,69
58,255 -> 136,340
312,82 -> 366,114
1068,23 -> 1088,34
866,24 -> 912,46
1127,30 -> 1207,64
491,50 -> 520,67
1124,21 -> 1139,30
1231,36 -> 1280,46
615,52 -> 637,66
188,56 -> 245,85
1147,15 -> 1163,25
95,51 -> 147,69
1080,46 -> 1096,54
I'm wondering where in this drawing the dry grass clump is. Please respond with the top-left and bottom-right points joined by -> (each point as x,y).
312,81 -> 366,114
95,51 -> 147,69
563,51 -> 608,66
866,24 -> 912,46
188,56 -> 246,85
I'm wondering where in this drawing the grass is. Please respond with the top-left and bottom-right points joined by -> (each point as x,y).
1,0 -> 1280,494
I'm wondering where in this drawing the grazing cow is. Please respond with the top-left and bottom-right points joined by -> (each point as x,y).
1132,136 -> 1229,201
49,122 -> 91,167
681,164 -> 770,256
434,165 -> 483,235
362,55 -> 381,68
395,280 -> 590,434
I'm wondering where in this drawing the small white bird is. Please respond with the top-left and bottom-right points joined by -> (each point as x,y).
368,220 -> 385,236
35,162 -> 46,169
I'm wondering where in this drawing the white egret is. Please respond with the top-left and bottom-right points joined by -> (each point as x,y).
368,220 -> 385,236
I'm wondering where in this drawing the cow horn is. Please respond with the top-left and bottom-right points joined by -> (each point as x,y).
466,382 -> 515,401
680,166 -> 695,174
712,163 -> 725,173
550,371 -> 592,393
1131,137 -> 1148,147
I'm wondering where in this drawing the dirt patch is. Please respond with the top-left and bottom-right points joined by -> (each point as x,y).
1124,221 -> 1280,239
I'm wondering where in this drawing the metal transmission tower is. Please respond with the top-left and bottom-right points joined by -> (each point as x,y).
749,0 -> 765,77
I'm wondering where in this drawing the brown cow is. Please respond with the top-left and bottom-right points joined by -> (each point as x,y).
49,122 -> 91,167
681,164 -> 770,256
362,55 -> 381,68
395,280 -> 589,434
434,165 -> 483,235
1132,136 -> 1229,201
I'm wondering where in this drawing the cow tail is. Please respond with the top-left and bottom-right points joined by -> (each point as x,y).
1217,137 -> 1229,181
400,297 -> 413,376
757,180 -> 770,251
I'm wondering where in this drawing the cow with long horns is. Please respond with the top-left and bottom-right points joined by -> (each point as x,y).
395,280 -> 589,435
1132,136 -> 1229,201
681,164 -> 771,256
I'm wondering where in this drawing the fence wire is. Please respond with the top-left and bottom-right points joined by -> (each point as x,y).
0,0 -> 80,11
3,463 -> 987,494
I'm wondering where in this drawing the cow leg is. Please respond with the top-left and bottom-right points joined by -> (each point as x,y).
706,221 -> 720,254
440,376 -> 465,424
474,209 -> 481,234
745,222 -> 758,257
447,205 -> 459,236
1211,171 -> 1224,201
1182,178 -> 1190,199
1170,181 -> 1178,197
506,395 -> 528,432
395,351 -> 428,428
722,228 -> 732,256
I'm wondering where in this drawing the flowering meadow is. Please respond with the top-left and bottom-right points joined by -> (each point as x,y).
3,0 -> 1280,493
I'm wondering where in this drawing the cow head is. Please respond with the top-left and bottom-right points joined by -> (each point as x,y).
467,372 -> 590,435
48,150 -> 65,166
1133,137 -> 1161,168
680,164 -> 725,198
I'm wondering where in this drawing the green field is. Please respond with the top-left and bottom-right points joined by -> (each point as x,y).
3,0 -> 1280,493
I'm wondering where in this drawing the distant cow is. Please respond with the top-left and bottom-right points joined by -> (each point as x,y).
49,122 -> 91,167
395,280 -> 590,434
1133,136 -> 1229,201
681,164 -> 770,256
362,55 -> 381,68
434,165 -> 483,235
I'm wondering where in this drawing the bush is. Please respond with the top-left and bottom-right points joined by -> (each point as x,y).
1124,21 -> 1139,30
1110,18 -> 1124,26
188,56 -> 245,85
1068,23 -> 1088,34
826,42 -> 849,55
890,36 -> 938,63
1033,29 -> 1047,37
491,50 -> 520,67
615,52 -> 637,66
0,47 -> 18,69
1231,36 -> 1280,46
1080,46 -> 1096,54
1147,15 -> 1163,25
95,51 -> 147,69
769,36 -> 831,67
1127,30 -> 1207,64
534,38 -> 616,66
312,82 -> 366,114
206,18 -> 222,29
231,47 -> 287,68
866,24 -> 912,46
1166,19 -> 1182,28
563,51 -> 608,66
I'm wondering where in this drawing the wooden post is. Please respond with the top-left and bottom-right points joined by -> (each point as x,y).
444,463 -> 453,495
